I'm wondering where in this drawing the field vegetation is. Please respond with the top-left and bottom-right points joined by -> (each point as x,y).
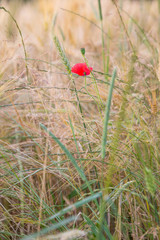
0,0 -> 160,239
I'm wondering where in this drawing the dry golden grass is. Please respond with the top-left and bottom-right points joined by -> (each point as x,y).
0,0 -> 160,239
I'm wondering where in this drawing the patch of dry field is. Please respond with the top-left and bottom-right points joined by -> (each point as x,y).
0,0 -> 160,239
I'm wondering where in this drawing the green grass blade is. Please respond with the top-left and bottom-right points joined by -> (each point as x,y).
98,0 -> 106,73
40,123 -> 87,182
40,123 -> 100,209
101,68 -> 117,159
44,191 -> 102,222
68,115 -> 80,158
98,0 -> 103,21
21,216 -> 77,240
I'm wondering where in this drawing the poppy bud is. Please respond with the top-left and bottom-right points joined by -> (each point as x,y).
81,48 -> 85,56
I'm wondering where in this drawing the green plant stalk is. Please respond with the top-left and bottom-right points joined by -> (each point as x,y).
106,45 -> 110,79
105,28 -> 111,78
97,181 -> 134,240
18,158 -> 24,236
101,68 -> 117,159
82,54 -> 103,115
68,115 -> 81,159
71,75 -> 92,151
102,57 -> 135,236
97,200 -> 113,240
0,7 -> 29,83
84,75 -> 103,118
98,0 -> 106,73
14,126 -> 25,236
105,55 -> 136,193
38,138 -> 49,233
54,36 -> 92,151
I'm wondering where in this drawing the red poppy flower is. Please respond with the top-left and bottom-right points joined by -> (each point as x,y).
71,63 -> 93,76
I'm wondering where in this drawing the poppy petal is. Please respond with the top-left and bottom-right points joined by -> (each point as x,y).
71,63 -> 93,76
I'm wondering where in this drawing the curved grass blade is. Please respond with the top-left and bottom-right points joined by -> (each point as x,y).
0,6 -> 29,83
44,191 -> 102,222
21,216 -> 77,240
40,123 -> 100,209
40,123 -> 87,182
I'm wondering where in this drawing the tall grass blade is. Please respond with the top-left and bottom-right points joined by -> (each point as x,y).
98,0 -> 103,21
101,68 -> 117,159
98,0 -> 106,73
68,115 -> 80,158
97,201 -> 114,240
